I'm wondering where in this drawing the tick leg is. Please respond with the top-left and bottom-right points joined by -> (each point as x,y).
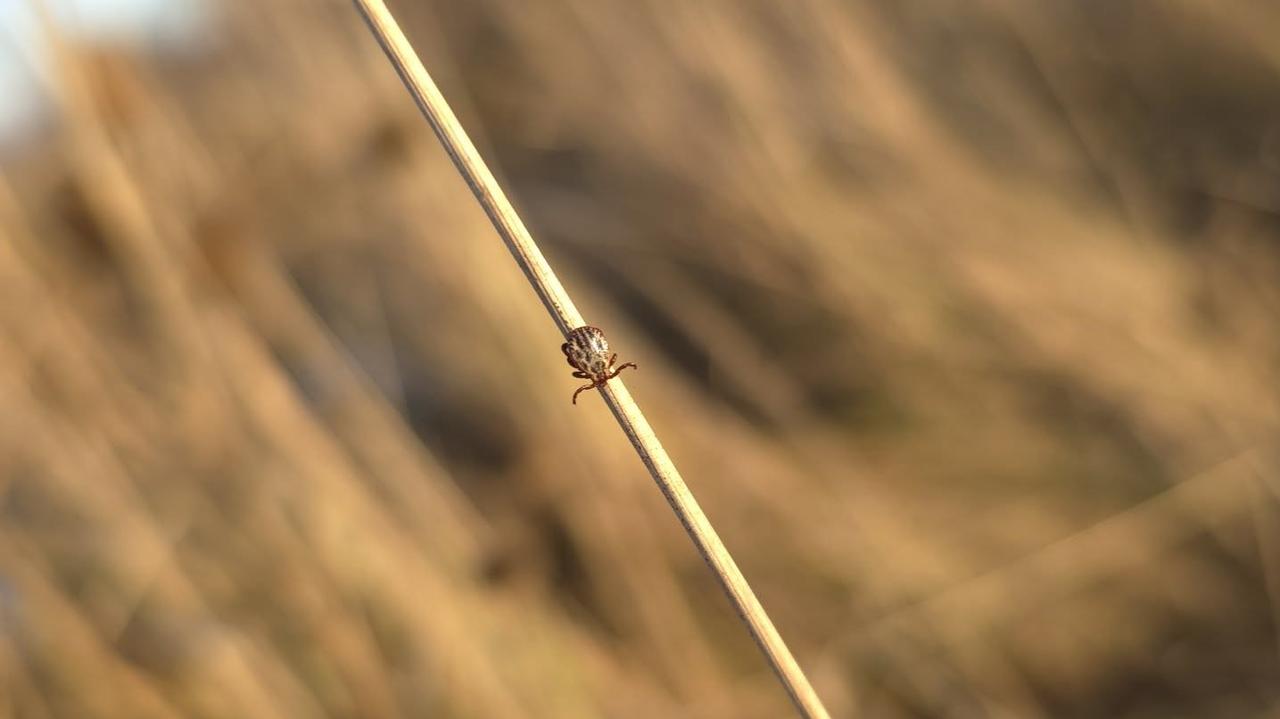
606,362 -> 637,380
572,371 -> 590,379
571,381 -> 598,405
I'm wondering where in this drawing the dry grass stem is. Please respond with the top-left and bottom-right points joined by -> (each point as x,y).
351,1 -> 832,716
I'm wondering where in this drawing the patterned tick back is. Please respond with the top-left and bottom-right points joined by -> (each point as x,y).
561,326 -> 637,405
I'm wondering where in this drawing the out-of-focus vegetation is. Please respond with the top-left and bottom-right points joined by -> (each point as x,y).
1,0 -> 1278,717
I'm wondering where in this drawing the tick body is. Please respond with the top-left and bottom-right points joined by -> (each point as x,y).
562,325 -> 637,405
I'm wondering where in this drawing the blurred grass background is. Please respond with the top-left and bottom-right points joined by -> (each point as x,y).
1,0 -> 1279,717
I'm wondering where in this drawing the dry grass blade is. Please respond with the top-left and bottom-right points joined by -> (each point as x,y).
351,1 -> 832,716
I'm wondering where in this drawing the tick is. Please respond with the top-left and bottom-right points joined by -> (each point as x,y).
562,325 -> 638,404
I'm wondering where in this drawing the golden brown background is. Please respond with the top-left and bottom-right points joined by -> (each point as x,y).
1,1 -> 1279,717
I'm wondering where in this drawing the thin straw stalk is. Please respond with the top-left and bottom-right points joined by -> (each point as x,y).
351,3 -> 832,717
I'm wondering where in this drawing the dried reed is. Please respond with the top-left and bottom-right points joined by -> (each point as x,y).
351,1 -> 832,716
